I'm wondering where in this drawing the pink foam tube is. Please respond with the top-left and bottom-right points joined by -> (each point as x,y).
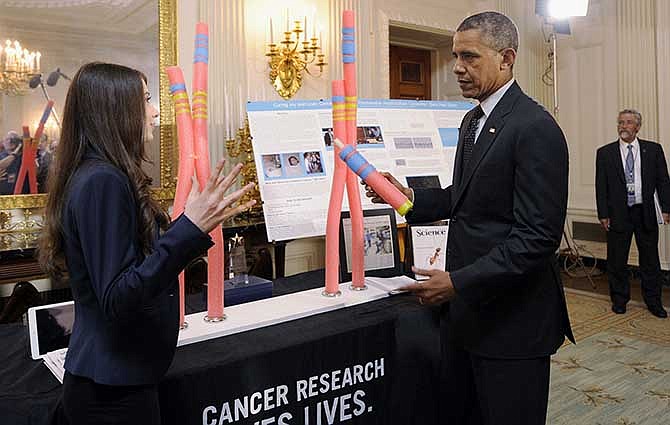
363,172 -> 409,211
324,80 -> 348,295
14,100 -> 52,194
335,140 -> 413,216
192,22 -> 224,319
15,126 -> 33,195
192,23 -> 211,184
32,100 -> 54,144
14,135 -> 36,194
343,10 -> 365,287
206,228 -> 225,318
166,66 -> 195,328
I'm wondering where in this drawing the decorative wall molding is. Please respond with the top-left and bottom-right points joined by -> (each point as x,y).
0,0 -> 156,35
284,237 -> 325,277
328,0 -> 355,82
495,0 -> 514,16
655,0 -> 670,147
617,0 -> 658,141
2,0 -> 134,7
376,10 -> 392,99
199,0 -> 248,170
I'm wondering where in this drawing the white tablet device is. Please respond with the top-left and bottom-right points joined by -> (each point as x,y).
27,301 -> 74,360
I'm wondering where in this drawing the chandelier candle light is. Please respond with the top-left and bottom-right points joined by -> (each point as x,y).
265,10 -> 326,99
0,39 -> 41,95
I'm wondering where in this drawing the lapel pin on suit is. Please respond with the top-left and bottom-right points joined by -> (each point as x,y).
489,127 -> 496,133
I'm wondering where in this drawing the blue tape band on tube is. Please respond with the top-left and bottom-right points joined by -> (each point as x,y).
342,35 -> 354,41
40,108 -> 52,122
170,83 -> 186,93
342,28 -> 354,33
343,57 -> 355,63
332,95 -> 345,103
342,44 -> 355,55
359,163 -> 375,180
345,151 -> 367,174
338,146 -> 355,160
195,34 -> 208,39
194,48 -> 209,57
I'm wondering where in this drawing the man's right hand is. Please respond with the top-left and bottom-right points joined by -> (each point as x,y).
361,171 -> 413,204
599,218 -> 610,231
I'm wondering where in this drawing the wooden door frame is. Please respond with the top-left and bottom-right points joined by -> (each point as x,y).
388,21 -> 455,100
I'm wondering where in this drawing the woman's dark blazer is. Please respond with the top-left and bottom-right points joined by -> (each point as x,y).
62,155 -> 213,385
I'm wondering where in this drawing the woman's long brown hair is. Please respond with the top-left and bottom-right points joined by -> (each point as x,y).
39,62 -> 169,279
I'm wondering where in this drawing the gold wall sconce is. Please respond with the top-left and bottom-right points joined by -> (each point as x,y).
266,12 -> 326,99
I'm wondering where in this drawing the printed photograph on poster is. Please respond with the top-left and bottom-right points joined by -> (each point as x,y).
281,153 -> 305,178
410,224 -> 449,280
261,154 -> 282,179
339,208 -> 402,281
356,126 -> 384,146
322,127 -> 334,147
261,151 -> 326,180
304,151 -> 325,175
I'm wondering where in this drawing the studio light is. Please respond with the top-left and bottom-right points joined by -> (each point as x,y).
547,0 -> 589,19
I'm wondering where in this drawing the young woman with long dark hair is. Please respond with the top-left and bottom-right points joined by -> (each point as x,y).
39,62 -> 255,424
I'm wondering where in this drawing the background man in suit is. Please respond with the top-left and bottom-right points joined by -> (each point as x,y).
595,110 -> 669,318
365,11 -> 573,425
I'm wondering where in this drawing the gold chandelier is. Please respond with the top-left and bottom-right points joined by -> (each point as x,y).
0,39 -> 41,96
266,12 -> 326,99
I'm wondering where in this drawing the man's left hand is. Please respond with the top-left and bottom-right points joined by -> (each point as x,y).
399,267 -> 457,305
663,213 -> 670,225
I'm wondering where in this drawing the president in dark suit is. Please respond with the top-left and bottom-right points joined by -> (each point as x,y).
595,109 -> 669,318
365,11 -> 573,424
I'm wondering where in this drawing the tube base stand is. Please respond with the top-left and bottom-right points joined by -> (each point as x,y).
349,284 -> 368,291
180,321 -> 189,330
204,314 -> 227,323
322,290 -> 342,298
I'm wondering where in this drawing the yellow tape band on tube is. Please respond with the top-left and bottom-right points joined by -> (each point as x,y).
396,200 -> 413,217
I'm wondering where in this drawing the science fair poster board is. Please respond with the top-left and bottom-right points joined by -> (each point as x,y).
247,99 -> 473,242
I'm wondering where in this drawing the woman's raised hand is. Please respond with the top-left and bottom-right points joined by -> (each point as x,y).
184,158 -> 256,233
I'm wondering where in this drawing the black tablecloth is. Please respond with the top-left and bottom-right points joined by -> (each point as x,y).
0,270 -> 441,425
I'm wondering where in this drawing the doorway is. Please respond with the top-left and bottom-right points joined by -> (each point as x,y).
388,23 -> 458,101
390,45 -> 432,100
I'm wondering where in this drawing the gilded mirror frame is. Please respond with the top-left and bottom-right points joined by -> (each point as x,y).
0,0 -> 177,211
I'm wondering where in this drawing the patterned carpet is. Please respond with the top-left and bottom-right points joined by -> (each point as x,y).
548,289 -> 670,424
